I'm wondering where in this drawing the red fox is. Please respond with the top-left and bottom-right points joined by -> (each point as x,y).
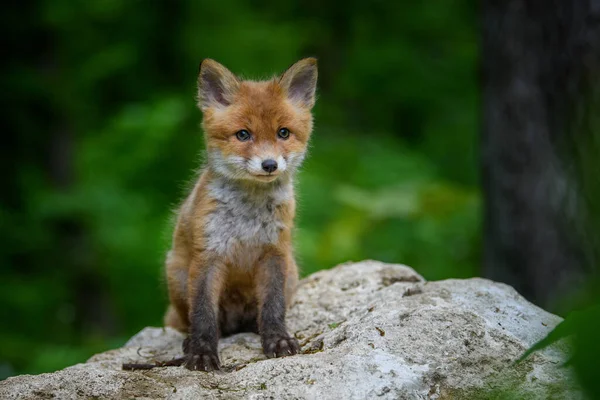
163,58 -> 318,371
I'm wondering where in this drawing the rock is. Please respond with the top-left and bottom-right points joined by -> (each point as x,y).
0,260 -> 581,399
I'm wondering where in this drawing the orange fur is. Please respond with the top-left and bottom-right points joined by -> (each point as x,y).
163,58 -> 317,369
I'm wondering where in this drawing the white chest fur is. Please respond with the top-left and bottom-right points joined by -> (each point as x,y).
204,177 -> 293,263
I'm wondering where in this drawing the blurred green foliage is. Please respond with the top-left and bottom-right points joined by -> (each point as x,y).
1,0 -> 479,378
518,303 -> 600,400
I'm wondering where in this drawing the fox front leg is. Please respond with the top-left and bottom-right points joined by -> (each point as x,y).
184,258 -> 224,371
256,252 -> 299,358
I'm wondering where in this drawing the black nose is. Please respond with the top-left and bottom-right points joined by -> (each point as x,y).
261,159 -> 278,173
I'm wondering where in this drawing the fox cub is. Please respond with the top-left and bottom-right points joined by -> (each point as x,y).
163,58 -> 318,371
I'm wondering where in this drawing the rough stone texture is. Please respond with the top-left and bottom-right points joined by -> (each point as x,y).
0,261 -> 581,399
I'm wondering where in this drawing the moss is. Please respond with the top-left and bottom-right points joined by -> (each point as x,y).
438,357 -> 573,400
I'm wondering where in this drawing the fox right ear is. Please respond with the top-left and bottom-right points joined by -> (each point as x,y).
197,59 -> 240,110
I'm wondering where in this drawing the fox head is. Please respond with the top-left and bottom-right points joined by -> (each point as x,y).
197,58 -> 318,184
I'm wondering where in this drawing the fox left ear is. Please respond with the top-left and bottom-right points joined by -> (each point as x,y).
279,58 -> 318,109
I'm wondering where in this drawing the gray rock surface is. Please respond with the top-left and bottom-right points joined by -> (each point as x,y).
0,260 -> 581,399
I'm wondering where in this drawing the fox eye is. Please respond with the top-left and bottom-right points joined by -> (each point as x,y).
236,130 -> 251,141
278,127 -> 290,140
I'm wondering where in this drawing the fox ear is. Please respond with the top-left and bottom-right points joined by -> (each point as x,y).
197,59 -> 240,110
279,58 -> 318,109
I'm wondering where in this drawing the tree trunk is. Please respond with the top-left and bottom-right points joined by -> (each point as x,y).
481,0 -> 600,311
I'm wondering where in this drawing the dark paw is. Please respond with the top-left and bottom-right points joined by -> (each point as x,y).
262,335 -> 300,358
182,336 -> 220,371
183,352 -> 221,371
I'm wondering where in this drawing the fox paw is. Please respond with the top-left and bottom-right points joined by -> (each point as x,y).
262,335 -> 300,358
182,337 -> 220,371
183,352 -> 220,371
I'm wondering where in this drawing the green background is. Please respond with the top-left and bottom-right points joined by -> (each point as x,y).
1,0 -> 479,377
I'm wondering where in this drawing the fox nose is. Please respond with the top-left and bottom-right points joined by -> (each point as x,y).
261,159 -> 278,173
